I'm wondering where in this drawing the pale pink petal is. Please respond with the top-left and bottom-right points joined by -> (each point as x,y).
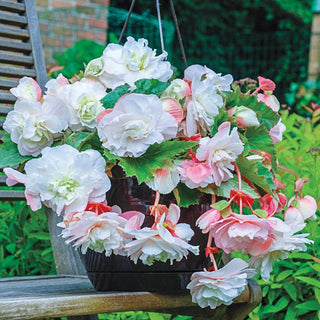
161,97 -> 184,124
3,168 -> 27,186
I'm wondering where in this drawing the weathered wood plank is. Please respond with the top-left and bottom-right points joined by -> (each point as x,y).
0,92 -> 17,103
0,79 -> 19,90
0,275 -> 256,320
0,25 -> 29,40
0,104 -> 13,114
0,39 -> 32,53
0,12 -> 27,26
0,189 -> 26,200
0,0 -> 25,14
0,52 -> 34,66
0,65 -> 36,78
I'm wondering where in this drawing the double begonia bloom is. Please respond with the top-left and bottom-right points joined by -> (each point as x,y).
208,212 -> 275,256
196,122 -> 244,186
196,208 -> 222,233
229,105 -> 260,128
187,258 -> 255,309
160,78 -> 191,102
3,98 -> 68,156
125,204 -> 199,265
10,76 -> 42,101
97,93 -> 178,157
59,206 -> 144,256
4,145 -> 110,216
249,218 -> 313,281
87,37 -> 173,89
259,193 -> 287,217
45,73 -> 69,96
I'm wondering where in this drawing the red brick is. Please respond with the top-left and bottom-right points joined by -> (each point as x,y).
88,18 -> 107,29
74,6 -> 95,15
52,0 -> 73,9
53,25 -> 74,37
63,39 -> 75,48
77,30 -> 96,40
90,0 -> 108,5
95,31 -> 107,42
35,0 -> 49,8
39,22 -> 49,32
66,16 -> 86,26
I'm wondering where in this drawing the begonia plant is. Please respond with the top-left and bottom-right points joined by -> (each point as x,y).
0,37 -> 317,309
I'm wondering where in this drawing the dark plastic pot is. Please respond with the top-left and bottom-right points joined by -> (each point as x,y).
82,167 -> 211,292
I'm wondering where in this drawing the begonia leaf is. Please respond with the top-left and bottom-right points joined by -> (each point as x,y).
173,182 -> 202,208
100,84 -> 130,109
245,124 -> 277,170
0,133 -> 32,169
132,79 -> 169,95
118,140 -> 197,184
236,155 -> 275,195
225,89 -> 279,130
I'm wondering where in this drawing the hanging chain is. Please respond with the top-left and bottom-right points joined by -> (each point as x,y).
118,0 -> 188,67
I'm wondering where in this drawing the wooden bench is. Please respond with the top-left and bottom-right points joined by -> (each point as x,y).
0,0 -> 262,319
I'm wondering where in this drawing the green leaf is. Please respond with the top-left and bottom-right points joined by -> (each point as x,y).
215,175 -> 259,199
254,209 -> 268,218
296,276 -> 320,288
284,305 -> 298,320
315,288 -> 320,304
173,183 -> 202,208
5,243 -> 16,254
225,89 -> 280,130
245,124 -> 277,170
283,282 -> 297,301
0,133 -> 33,168
132,79 -> 169,95
276,270 -> 293,282
118,140 -> 197,183
290,252 -> 313,260
295,300 -> 320,311
211,107 -> 230,136
28,232 -> 51,241
100,84 -> 130,109
212,200 -> 229,211
65,131 -> 94,150
236,155 -> 275,194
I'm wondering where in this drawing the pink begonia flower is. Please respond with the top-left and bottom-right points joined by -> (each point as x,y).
177,158 -> 212,189
45,73 -> 69,96
125,204 -> 199,265
160,97 -> 184,124
187,258 -> 255,309
229,106 -> 260,128
160,78 -> 191,101
97,93 -> 178,157
294,178 -> 310,193
10,76 -> 42,101
184,65 -> 233,92
257,76 -> 276,92
185,77 -> 224,137
285,195 -> 318,221
208,212 -> 275,256
196,122 -> 244,186
146,162 -> 180,194
249,219 -> 313,281
3,98 -> 68,156
257,93 -> 280,112
196,208 -> 222,233
86,37 -> 173,89
269,119 -> 286,143
59,208 -> 144,256
4,145 -> 111,215
259,193 -> 287,217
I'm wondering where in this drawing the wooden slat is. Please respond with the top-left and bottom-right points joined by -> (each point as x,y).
0,275 -> 260,320
0,0 -> 25,14
0,65 -> 36,78
0,12 -> 27,26
0,25 -> 29,40
0,79 -> 19,90
0,39 -> 32,53
0,52 -> 34,66
0,92 -> 16,103
0,189 -> 25,200
0,104 -> 13,115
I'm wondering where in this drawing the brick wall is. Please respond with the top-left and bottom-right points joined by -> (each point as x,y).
35,0 -> 109,65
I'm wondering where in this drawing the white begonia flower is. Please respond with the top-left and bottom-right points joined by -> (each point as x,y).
59,209 -> 131,256
91,37 -> 173,89
145,161 -> 180,194
185,78 -> 224,137
10,76 -> 42,101
232,105 -> 260,128
84,56 -> 105,78
160,78 -> 191,101
4,145 -> 111,216
196,122 -> 244,186
125,204 -> 199,265
269,119 -> 286,144
61,79 -> 106,131
184,64 -> 233,92
3,98 -> 68,156
187,258 -> 256,309
45,73 -> 69,96
97,93 -> 178,157
249,219 -> 313,281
